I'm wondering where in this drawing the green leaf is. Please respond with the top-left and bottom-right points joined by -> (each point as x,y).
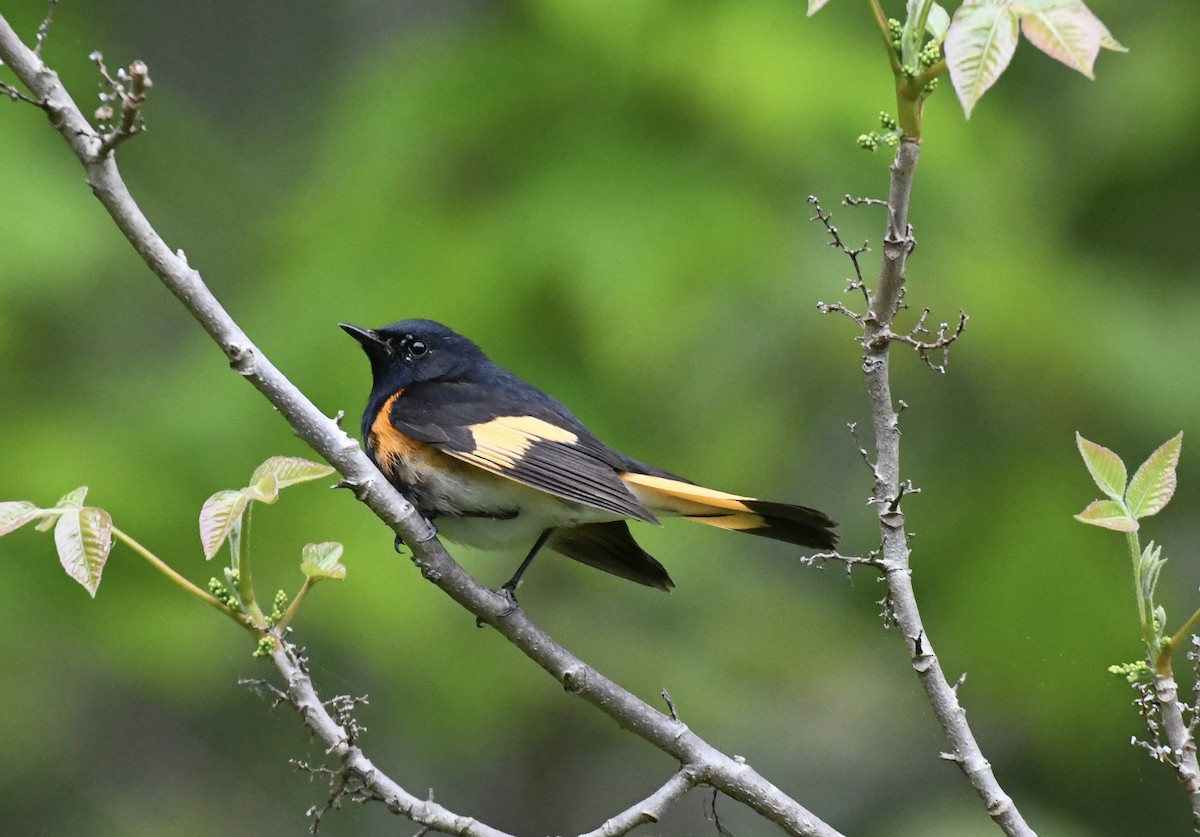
1152,604 -> 1167,634
55,506 -> 113,597
1098,21 -> 1127,53
926,3 -> 951,42
1126,433 -> 1182,519
199,490 -> 249,560
37,485 -> 88,531
301,541 -> 347,581
242,474 -> 280,505
249,456 -> 335,491
0,501 -> 45,537
944,0 -> 1020,117
56,486 -> 89,508
1074,499 -> 1136,532
1076,433 -> 1127,500
1018,1 -> 1103,79
1138,541 -> 1165,602
806,0 -> 832,16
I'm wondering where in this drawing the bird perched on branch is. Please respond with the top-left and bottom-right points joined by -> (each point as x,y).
342,319 -> 837,594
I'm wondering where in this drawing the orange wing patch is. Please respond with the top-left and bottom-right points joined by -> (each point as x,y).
458,415 -> 580,473
370,390 -> 426,471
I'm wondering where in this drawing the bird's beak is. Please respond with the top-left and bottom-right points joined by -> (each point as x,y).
339,322 -> 384,350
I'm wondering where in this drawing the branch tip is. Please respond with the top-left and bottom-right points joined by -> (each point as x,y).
34,0 -> 57,58
661,688 -> 680,721
91,52 -> 152,158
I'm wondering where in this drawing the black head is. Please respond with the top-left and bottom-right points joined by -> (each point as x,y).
340,318 -> 487,398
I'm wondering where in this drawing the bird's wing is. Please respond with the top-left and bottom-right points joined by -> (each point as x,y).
387,380 -> 657,522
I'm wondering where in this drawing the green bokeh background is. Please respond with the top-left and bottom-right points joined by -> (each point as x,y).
1,1 -> 1196,834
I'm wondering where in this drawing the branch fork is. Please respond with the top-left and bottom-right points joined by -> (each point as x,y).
90,51 -> 152,157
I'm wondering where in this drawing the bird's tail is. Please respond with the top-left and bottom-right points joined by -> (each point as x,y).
620,472 -> 838,550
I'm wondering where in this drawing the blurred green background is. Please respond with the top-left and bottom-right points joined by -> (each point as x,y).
1,1 -> 1196,834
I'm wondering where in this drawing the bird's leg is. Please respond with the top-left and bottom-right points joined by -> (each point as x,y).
499,528 -> 555,608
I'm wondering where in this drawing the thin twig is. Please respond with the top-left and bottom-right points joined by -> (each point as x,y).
801,550 -> 883,571
34,0 -> 57,57
843,195 -> 887,209
577,769 -> 696,837
886,308 -> 969,373
274,642 -> 510,837
111,525 -> 254,628
1,77 -> 41,105
846,422 -> 874,471
90,52 -> 152,157
808,195 -> 871,311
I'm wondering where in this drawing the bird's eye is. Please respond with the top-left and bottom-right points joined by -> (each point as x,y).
408,339 -> 428,357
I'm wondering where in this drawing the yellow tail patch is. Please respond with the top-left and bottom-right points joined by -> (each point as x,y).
619,472 -> 757,516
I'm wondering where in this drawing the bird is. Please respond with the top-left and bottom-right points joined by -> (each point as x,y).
341,318 -> 837,594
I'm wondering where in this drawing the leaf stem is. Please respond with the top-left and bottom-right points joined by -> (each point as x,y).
868,0 -> 902,74
912,58 -> 946,89
275,577 -> 315,633
1159,606 -> 1200,674
231,504 -> 264,623
1126,529 -> 1153,652
903,0 -> 934,68
111,526 -> 255,630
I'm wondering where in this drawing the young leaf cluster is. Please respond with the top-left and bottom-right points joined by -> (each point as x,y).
0,487 -> 112,596
944,0 -> 1124,116
0,456 -> 345,652
199,456 -> 344,634
1074,433 -> 1198,674
809,0 -> 1123,125
1075,433 -> 1180,535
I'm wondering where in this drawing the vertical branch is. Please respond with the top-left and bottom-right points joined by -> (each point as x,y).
861,137 -> 1036,836
1153,673 -> 1200,828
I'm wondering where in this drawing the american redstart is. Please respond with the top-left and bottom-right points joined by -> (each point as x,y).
342,319 -> 837,593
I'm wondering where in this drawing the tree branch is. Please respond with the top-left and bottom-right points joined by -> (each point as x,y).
577,769 -> 696,837
0,14 -> 843,837
858,139 -> 1035,835
1153,672 -> 1200,827
269,642 -> 514,837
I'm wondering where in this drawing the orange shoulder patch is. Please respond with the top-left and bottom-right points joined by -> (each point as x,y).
369,390 -> 424,471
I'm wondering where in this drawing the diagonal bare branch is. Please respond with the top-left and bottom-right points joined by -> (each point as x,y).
274,642 -> 514,837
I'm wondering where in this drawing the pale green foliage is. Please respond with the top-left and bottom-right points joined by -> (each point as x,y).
0,457 -> 341,602
0,501 -> 42,537
1077,435 -> 1127,501
199,489 -> 249,560
1075,433 -> 1198,677
810,0 -> 1123,117
1126,435 -> 1182,520
200,456 -> 335,560
944,0 -> 1123,115
1074,432 -> 1181,531
0,487 -> 114,596
301,541 -> 347,581
54,506 -> 113,597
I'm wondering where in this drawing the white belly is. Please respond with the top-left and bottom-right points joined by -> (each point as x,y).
416,464 -> 623,550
